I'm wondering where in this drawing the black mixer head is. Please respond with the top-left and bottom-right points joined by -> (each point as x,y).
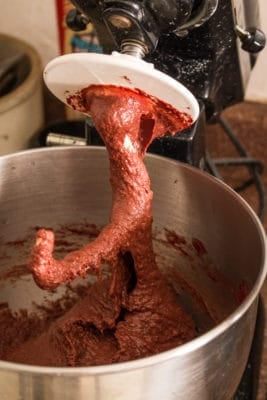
49,0 -> 265,170
66,0 -> 265,119
68,0 -> 219,56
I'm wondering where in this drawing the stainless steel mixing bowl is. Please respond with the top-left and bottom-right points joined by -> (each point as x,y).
0,146 -> 266,400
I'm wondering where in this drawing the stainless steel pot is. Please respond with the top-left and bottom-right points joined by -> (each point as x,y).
0,146 -> 266,400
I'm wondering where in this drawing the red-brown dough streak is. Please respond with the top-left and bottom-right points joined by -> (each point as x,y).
8,85 -> 195,366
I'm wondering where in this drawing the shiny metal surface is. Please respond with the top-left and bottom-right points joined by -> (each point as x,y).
0,146 -> 266,400
174,0 -> 219,35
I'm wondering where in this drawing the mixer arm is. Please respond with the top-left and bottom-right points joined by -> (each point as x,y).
68,0 -> 219,56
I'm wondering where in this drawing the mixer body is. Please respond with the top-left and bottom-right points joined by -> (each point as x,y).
68,0 -> 265,119
62,0 -> 266,169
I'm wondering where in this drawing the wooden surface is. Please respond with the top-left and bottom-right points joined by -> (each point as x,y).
206,101 -> 267,230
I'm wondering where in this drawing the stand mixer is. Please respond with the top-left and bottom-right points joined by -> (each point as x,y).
0,2 -> 266,400
44,0 -> 265,168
